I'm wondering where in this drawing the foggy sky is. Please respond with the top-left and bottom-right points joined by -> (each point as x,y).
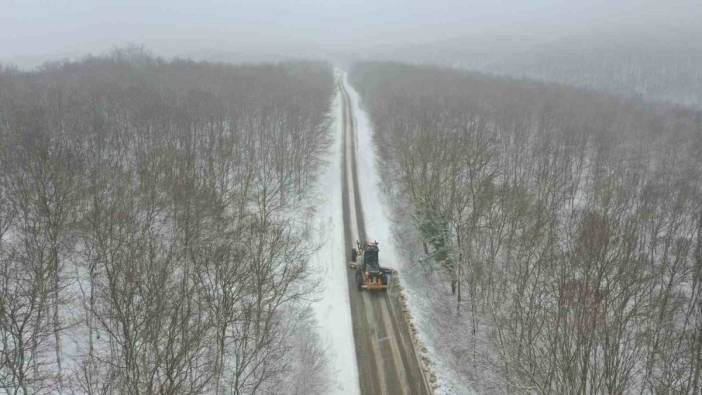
1,0 -> 701,67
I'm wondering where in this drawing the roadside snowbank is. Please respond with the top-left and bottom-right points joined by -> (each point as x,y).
308,71 -> 360,395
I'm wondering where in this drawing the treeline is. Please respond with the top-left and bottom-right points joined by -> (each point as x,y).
379,32 -> 702,109
482,34 -> 702,109
351,62 -> 702,393
0,49 -> 334,394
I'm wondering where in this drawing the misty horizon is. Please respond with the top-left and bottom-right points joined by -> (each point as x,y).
2,0 -> 701,68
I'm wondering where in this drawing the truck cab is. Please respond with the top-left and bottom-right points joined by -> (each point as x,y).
351,240 -> 392,290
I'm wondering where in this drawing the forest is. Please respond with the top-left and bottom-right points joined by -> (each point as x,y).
480,33 -> 702,109
382,31 -> 702,109
0,49 -> 334,394
350,62 -> 702,394
2,48 -> 701,395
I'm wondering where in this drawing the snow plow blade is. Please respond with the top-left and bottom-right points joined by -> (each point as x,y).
362,280 -> 388,291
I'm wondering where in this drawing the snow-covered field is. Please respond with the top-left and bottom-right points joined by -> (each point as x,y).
308,71 -> 359,395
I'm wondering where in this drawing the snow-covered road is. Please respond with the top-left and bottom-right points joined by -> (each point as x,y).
311,70 -> 431,395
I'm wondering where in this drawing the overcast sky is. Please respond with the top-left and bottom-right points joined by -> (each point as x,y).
1,0 -> 701,67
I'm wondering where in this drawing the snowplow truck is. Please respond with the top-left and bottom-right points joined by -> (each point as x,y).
350,240 -> 392,291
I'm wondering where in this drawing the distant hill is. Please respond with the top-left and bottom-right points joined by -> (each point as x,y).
367,30 -> 702,109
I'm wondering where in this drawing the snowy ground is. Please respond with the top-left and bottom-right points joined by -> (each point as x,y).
344,73 -> 476,395
308,70 -> 360,395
